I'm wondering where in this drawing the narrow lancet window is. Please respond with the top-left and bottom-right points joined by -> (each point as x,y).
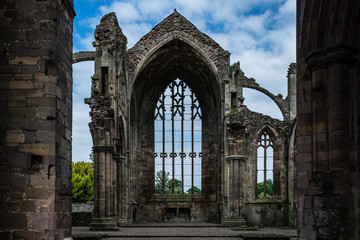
257,129 -> 274,197
101,66 -> 108,95
154,79 -> 202,194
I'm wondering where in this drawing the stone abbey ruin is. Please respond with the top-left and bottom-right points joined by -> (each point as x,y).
1,1 -> 359,240
73,10 -> 297,229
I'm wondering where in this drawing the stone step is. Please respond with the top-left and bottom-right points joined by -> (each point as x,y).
239,234 -> 290,240
72,226 -> 297,240
105,238 -> 241,240
126,223 -> 225,227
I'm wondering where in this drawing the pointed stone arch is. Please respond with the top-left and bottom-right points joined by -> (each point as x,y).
251,124 -> 283,198
127,14 -> 229,221
126,10 -> 230,96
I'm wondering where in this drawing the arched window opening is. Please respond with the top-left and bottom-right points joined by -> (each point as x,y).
154,79 -> 202,194
257,129 -> 274,197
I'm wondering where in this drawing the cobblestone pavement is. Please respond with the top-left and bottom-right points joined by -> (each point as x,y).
72,223 -> 298,240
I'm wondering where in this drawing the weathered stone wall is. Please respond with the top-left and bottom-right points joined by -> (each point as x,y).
0,0 -> 75,239
296,1 -> 360,239
127,10 -> 230,94
225,107 -> 294,226
72,202 -> 94,226
83,10 -> 296,227
86,13 -> 127,230
126,11 -> 226,224
287,124 -> 297,227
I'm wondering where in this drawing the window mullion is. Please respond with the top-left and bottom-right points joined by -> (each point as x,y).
162,93 -> 165,194
171,82 -> 175,194
155,79 -> 201,195
264,145 -> 267,197
181,84 -> 184,194
191,91 -> 194,194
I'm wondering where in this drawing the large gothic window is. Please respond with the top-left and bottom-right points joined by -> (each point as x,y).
154,79 -> 202,194
256,129 -> 274,197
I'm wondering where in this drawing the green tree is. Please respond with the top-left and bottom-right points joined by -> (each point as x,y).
155,170 -> 170,193
186,186 -> 201,194
169,178 -> 182,194
72,161 -> 94,202
155,170 -> 182,194
89,152 -> 94,168
257,179 -> 273,197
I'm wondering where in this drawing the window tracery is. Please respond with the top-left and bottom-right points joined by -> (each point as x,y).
154,79 -> 202,194
257,129 -> 274,197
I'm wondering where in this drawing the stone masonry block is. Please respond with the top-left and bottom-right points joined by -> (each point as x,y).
8,151 -> 28,168
25,187 -> 49,200
0,213 -> 28,229
22,65 -> 40,74
33,73 -> 58,83
8,100 -> 26,108
29,175 -> 50,188
39,199 -> 53,212
6,130 -> 25,144
14,73 -> 33,80
35,106 -> 57,120
8,90 -> 27,101
0,81 -> 8,89
35,130 -> 56,144
19,200 -> 37,212
0,174 -> 12,186
27,97 -> 56,107
18,143 -> 55,156
11,175 -> 30,188
44,82 -> 56,95
9,80 -> 33,89
8,192 -> 24,201
29,212 -> 50,231
27,89 -> 44,98
13,231 -> 39,240
0,65 -> 21,73
9,57 -> 39,65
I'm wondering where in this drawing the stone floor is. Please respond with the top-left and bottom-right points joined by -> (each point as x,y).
72,223 -> 298,240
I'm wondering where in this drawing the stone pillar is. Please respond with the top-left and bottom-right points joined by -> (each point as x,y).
223,138 -> 247,227
89,120 -> 118,231
115,155 -> 127,225
87,12 -> 127,230
287,63 -> 297,120
0,1 -> 75,239
297,45 -> 360,239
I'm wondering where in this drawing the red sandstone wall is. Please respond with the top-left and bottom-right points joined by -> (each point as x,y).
296,1 -> 360,239
0,0 -> 75,239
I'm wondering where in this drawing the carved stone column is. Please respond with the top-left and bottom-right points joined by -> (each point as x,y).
297,44 -> 360,239
89,120 -> 118,231
287,63 -> 297,120
223,138 -> 247,227
115,155 -> 127,226
86,12 -> 128,230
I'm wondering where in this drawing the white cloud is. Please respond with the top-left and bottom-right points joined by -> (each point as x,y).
99,2 -> 140,22
78,17 -> 102,31
137,0 -> 173,18
121,22 -> 153,47
74,33 -> 95,52
239,10 -> 272,36
72,102 -> 92,162
72,61 -> 93,162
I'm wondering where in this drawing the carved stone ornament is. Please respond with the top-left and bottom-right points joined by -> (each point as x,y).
306,44 -> 359,72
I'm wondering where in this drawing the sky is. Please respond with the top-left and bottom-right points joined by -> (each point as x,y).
72,0 -> 296,162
